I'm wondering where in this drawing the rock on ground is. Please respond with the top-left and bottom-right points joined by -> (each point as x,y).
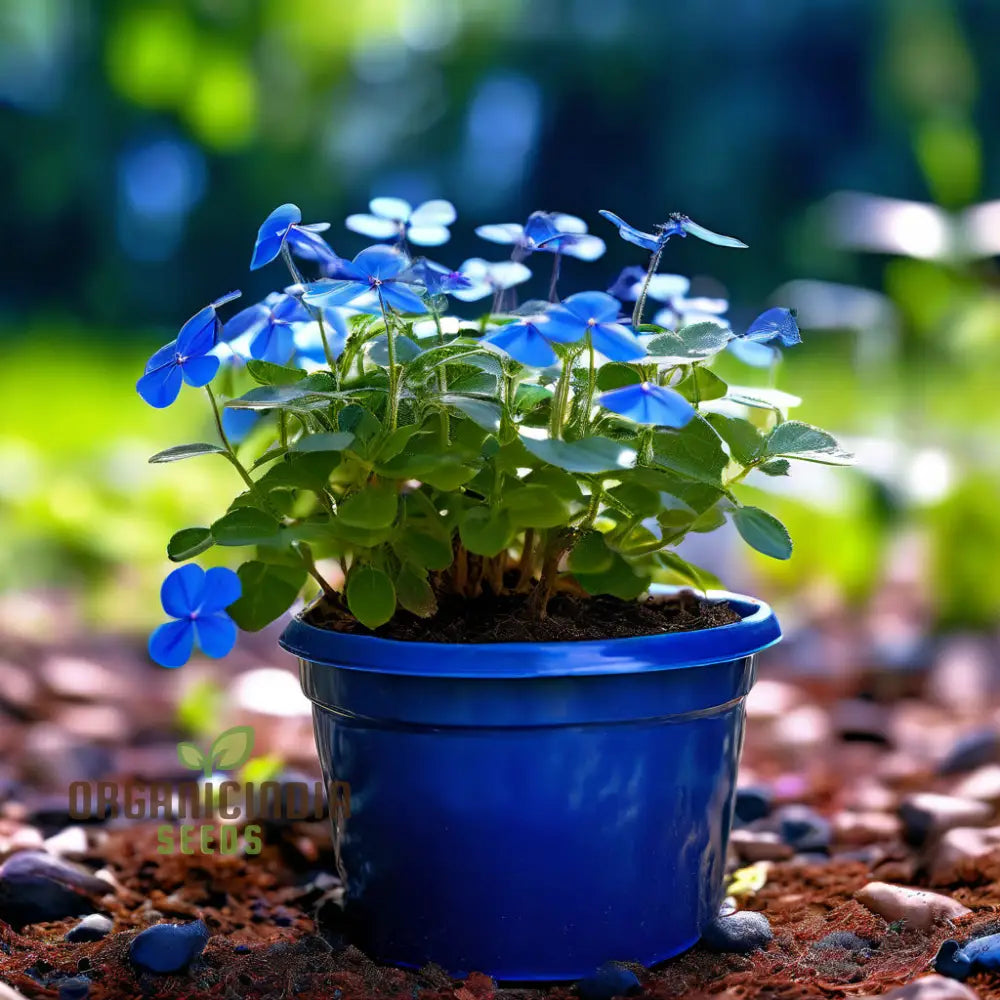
871,973 -> 981,998
855,881 -> 971,930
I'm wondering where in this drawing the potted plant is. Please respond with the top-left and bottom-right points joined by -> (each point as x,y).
138,198 -> 852,980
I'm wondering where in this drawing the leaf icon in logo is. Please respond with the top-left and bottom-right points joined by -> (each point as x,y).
210,725 -> 255,771
177,741 -> 207,772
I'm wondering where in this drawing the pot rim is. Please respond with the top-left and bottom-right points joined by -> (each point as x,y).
279,585 -> 781,679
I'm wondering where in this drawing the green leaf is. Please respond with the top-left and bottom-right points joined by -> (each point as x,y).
657,551 -> 723,591
523,466 -> 582,503
256,452 -> 341,492
291,432 -> 356,453
149,442 -> 226,463
346,566 -> 396,629
575,552 -> 649,600
726,386 -> 802,411
596,363 -> 641,391
246,360 -> 306,386
211,725 -> 256,770
705,413 -> 764,465
395,564 -> 437,617
606,481 -> 662,519
676,367 -> 728,402
177,742 -> 206,771
520,435 -> 637,474
367,334 -> 422,365
503,486 -> 569,528
459,507 -> 513,556
393,531 -> 453,571
377,451 -> 479,490
732,506 -> 793,560
653,414 -> 728,484
443,395 -> 502,432
211,508 -> 282,546
376,425 -> 425,462
645,322 -> 732,363
513,383 -> 552,413
225,383 -> 335,411
758,458 -> 791,476
569,531 -> 614,574
227,561 -> 306,631
765,420 -> 854,465
337,485 -> 399,529
167,526 -> 214,562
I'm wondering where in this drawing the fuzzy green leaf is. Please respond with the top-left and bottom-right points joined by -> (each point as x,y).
443,395 -> 503,432
705,413 -> 764,465
337,485 -> 399,529
676,367 -> 728,403
290,432 -> 356,453
167,526 -> 214,562
346,566 -> 396,629
459,507 -> 513,556
503,486 -> 570,528
758,458 -> 791,476
393,531 -> 453,571
574,552 -> 649,600
569,531 -> 614,574
395,564 -> 437,617
732,506 -> 793,559
653,414 -> 728,484
227,561 -> 306,631
520,435 -> 637,474
765,420 -> 854,465
149,443 -> 226,463
211,508 -> 282,546
246,360 -> 307,386
645,322 -> 732,363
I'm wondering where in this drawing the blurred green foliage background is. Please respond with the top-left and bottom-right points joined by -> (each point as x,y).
3,0 -> 1000,631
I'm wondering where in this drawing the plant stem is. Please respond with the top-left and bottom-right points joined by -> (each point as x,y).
632,246 -> 663,328
548,350 -> 577,440
206,386 -> 271,508
582,333 -> 597,431
548,250 -> 563,302
431,308 -> 450,445
377,290 -> 401,432
582,482 -> 603,529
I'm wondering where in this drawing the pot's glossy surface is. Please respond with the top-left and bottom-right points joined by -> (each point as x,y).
282,589 -> 780,981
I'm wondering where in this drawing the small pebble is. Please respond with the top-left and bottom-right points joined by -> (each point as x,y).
734,787 -> 772,826
129,920 -> 210,974
701,910 -> 773,953
66,913 -> 113,943
778,805 -> 832,852
856,882 -> 970,930
899,794 -> 991,844
939,730 -> 1000,775
730,829 -> 793,862
57,978 -> 90,1000
814,930 -> 875,951
576,962 -> 641,1000
877,973 -> 980,998
931,825 -> 1000,884
0,852 -> 109,927
936,933 -> 1000,981
44,827 -> 89,859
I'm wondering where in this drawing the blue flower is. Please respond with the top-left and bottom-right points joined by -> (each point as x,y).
250,203 -> 332,271
743,307 -> 801,347
599,210 -> 748,252
222,291 -> 312,362
402,257 -> 475,297
450,258 -> 533,302
598,381 -> 696,428
608,266 -> 691,303
221,408 -> 260,443
346,197 -> 456,247
292,310 -> 349,368
137,291 -> 241,408
483,314 -> 578,368
302,245 -> 427,314
543,292 -> 646,361
476,211 -> 605,261
148,565 -> 241,668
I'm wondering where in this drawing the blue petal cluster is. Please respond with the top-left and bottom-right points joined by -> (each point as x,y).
477,211 -> 605,261
148,565 -> 242,668
250,203 -> 336,271
600,210 -> 748,252
347,197 -> 456,247
598,381 -> 695,428
303,245 -> 427,314
136,291 -> 241,408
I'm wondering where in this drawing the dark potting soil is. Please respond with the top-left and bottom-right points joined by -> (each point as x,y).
305,589 -> 742,643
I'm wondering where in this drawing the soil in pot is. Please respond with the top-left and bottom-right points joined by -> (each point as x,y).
304,588 -> 741,643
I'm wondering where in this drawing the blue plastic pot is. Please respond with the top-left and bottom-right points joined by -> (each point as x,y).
281,587 -> 780,981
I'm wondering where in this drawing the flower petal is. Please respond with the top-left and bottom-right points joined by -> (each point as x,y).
180,354 -> 220,386
475,223 -> 523,245
136,362 -> 183,408
198,567 -> 242,613
144,341 -> 178,374
222,303 -> 270,342
561,291 -> 621,324
193,613 -> 238,659
287,226 -> 340,265
646,273 -> 691,301
407,225 -> 451,247
558,234 -> 606,261
221,407 -> 260,442
728,337 -> 778,367
489,260 -> 532,288
590,322 -> 647,362
379,283 -> 428,314
369,196 -> 412,221
551,213 -> 587,234
354,244 -> 408,280
537,309 -> 586,344
410,199 -> 456,227
483,321 -> 556,367
345,214 -> 401,240
744,307 -> 801,347
149,619 -> 195,668
248,323 -> 295,363
303,279 -> 367,308
250,203 -> 300,270
598,382 -> 695,427
598,210 -> 661,252
161,564 -> 206,617
176,305 -> 219,357
680,216 -> 749,249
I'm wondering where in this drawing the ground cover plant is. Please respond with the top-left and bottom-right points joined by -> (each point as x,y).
137,200 -> 852,665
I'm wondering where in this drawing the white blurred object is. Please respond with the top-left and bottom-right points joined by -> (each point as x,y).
232,667 -> 311,718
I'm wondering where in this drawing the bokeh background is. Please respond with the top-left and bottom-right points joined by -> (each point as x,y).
3,0 -> 1000,673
